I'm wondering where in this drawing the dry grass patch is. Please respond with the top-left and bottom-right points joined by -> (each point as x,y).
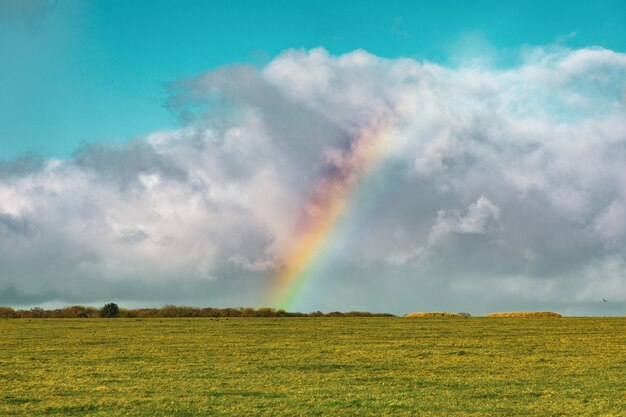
486,311 -> 562,318
404,312 -> 462,317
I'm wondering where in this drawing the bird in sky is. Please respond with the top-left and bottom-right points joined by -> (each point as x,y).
603,298 -> 608,302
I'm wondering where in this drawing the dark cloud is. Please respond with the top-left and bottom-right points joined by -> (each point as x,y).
72,140 -> 188,188
0,213 -> 31,236
116,229 -> 149,245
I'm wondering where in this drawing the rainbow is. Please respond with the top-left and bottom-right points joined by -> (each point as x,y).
268,115 -> 395,310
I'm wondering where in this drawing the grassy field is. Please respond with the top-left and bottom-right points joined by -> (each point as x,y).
1,317 -> 625,416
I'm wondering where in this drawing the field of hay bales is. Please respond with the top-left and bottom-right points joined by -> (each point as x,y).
1,317 -> 625,416
486,312 -> 563,318
404,311 -> 463,317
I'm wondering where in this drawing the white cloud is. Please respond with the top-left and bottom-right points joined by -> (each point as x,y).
1,46 -> 626,314
429,196 -> 501,245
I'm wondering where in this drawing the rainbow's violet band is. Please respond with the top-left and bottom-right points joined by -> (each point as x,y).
268,115 -> 395,310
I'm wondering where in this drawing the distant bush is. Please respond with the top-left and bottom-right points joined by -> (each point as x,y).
486,312 -> 562,318
59,306 -> 99,318
119,308 -> 138,318
100,303 -> 120,318
0,307 -> 17,318
404,312 -> 463,317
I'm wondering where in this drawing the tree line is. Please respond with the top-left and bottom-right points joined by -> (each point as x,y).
0,304 -> 395,319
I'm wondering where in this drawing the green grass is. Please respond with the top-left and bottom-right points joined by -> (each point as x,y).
1,317 -> 625,416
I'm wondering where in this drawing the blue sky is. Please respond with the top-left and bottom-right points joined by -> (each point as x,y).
1,0 -> 626,159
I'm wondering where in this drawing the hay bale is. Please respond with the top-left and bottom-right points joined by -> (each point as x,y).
404,312 -> 462,318
486,311 -> 562,318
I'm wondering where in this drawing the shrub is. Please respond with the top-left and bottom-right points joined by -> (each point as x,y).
100,303 -> 120,318
29,307 -> 46,318
256,308 -> 276,317
0,307 -> 16,319
119,308 -> 138,318
59,305 -> 99,318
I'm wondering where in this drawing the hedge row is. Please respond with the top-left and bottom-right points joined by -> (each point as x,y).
0,305 -> 395,319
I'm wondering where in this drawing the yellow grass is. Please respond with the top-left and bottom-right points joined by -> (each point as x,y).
1,317 -> 625,415
486,311 -> 562,318
404,312 -> 462,317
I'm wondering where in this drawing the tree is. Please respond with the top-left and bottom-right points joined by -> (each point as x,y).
100,303 -> 120,318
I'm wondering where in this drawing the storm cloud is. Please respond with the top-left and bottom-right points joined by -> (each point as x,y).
1,46 -> 626,315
